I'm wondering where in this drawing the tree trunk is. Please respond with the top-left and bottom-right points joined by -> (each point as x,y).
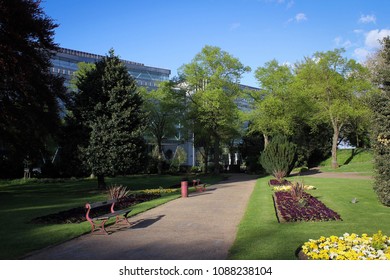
157,142 -> 163,175
263,134 -> 269,150
203,148 -> 209,174
331,125 -> 340,169
213,137 -> 220,174
97,174 -> 106,189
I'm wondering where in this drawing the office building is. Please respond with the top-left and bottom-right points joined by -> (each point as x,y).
50,47 -> 171,89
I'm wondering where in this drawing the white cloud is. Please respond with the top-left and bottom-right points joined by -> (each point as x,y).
263,0 -> 294,9
286,0 -> 294,9
334,36 -> 342,46
353,29 -> 364,34
365,29 -> 390,48
353,48 -> 370,61
295,13 -> 307,22
359,14 -> 376,24
334,36 -> 352,48
230,22 -> 241,31
352,29 -> 390,62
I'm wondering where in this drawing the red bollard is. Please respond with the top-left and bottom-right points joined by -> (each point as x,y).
181,181 -> 188,198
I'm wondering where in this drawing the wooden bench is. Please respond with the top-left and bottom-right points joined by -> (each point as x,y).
192,179 -> 207,192
85,199 -> 132,235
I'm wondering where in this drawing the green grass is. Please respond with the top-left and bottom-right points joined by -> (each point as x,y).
0,174 -> 224,260
228,176 -> 390,260
318,148 -> 373,174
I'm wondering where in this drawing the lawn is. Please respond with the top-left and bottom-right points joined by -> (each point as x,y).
318,148 -> 374,174
228,175 -> 390,260
0,174 -> 224,260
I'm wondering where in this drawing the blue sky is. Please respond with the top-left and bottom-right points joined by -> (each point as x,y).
42,0 -> 390,87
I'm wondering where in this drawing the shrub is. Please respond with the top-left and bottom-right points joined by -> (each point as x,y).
260,135 -> 297,177
290,181 -> 305,201
107,184 -> 130,200
272,170 -> 286,182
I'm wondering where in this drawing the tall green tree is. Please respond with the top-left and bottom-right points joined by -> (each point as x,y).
295,49 -> 373,168
179,45 -> 250,174
141,80 -> 186,174
56,62 -> 97,177
248,60 -> 297,148
0,0 -> 66,177
368,37 -> 390,206
73,50 -> 146,188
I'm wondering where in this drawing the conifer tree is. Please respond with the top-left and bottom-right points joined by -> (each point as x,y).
75,50 -> 147,188
259,135 -> 297,179
0,0 -> 66,177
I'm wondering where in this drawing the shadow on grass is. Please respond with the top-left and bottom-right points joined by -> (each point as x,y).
343,148 -> 363,165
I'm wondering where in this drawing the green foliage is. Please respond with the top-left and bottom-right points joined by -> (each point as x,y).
295,49 -> 373,169
141,80 -> 187,174
238,130 -> 264,173
249,60 -> 297,138
179,45 -> 250,174
370,37 -> 390,206
259,135 -> 297,177
72,50 -> 147,187
0,0 -> 67,176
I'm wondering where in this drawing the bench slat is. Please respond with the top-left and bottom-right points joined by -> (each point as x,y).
89,199 -> 116,209
92,209 -> 132,221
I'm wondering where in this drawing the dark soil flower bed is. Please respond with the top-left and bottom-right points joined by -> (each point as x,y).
268,179 -> 292,186
30,193 -> 161,224
273,191 -> 342,223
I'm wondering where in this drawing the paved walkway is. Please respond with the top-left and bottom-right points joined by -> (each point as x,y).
25,173 -> 258,260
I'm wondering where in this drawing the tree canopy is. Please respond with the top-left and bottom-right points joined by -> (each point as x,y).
70,50 -> 147,188
179,45 -> 250,174
295,49 -> 373,168
0,0 -> 67,177
369,37 -> 390,206
140,80 -> 187,174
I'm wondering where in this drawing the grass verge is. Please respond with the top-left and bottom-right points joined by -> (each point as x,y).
228,176 -> 390,259
319,148 -> 373,174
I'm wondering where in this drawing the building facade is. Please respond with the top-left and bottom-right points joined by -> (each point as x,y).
50,47 -> 171,89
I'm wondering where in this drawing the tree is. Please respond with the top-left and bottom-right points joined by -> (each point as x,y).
247,59 -> 312,149
56,62 -> 97,177
295,49 -> 373,169
368,37 -> 390,206
141,80 -> 186,174
259,134 -> 297,179
0,0 -> 66,177
179,45 -> 250,174
73,50 -> 146,188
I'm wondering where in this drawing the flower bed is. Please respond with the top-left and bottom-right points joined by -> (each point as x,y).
268,179 -> 291,186
300,231 -> 390,260
273,191 -> 341,223
30,193 -> 161,224
143,188 -> 179,195
272,185 -> 316,192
